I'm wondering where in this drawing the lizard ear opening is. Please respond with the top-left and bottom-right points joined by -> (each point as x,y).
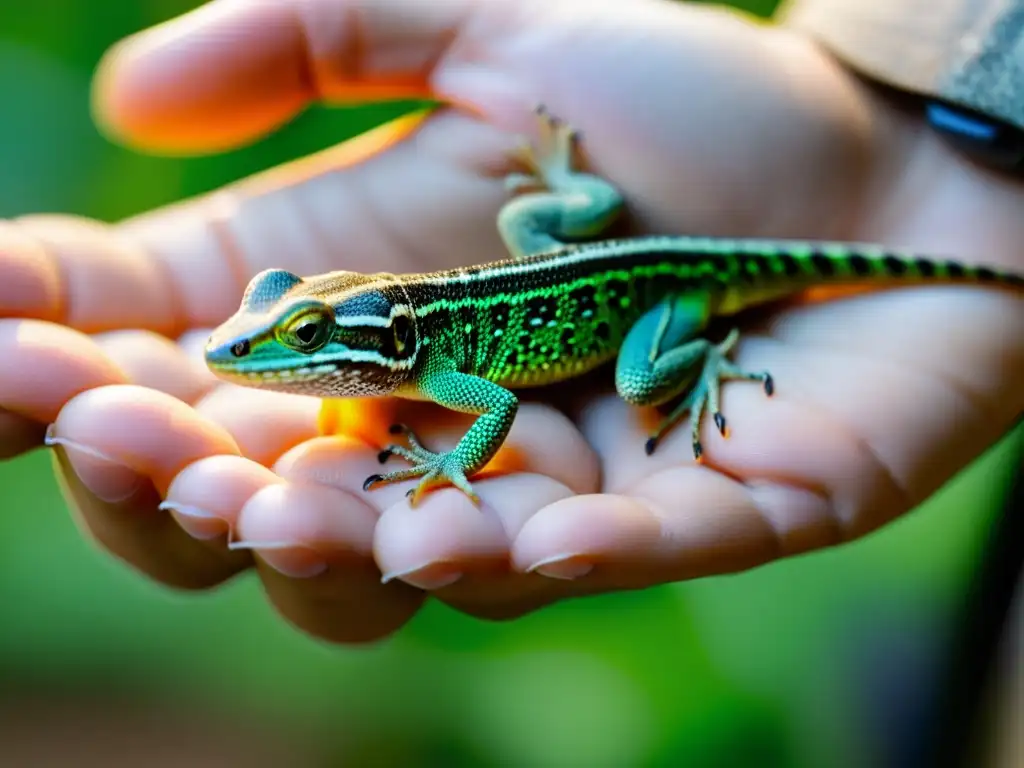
385,312 -> 416,360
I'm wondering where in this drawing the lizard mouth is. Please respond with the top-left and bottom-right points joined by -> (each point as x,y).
207,358 -> 402,398
206,358 -> 341,385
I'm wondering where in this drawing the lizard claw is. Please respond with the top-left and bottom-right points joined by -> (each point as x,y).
505,105 -> 580,193
643,329 -> 773,461
363,426 -> 481,507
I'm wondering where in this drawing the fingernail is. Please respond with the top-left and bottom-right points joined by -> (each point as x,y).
159,501 -> 229,541
45,424 -> 142,503
527,554 -> 594,580
226,540 -> 327,579
381,562 -> 463,590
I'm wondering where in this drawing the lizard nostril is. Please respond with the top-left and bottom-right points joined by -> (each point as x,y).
230,340 -> 251,357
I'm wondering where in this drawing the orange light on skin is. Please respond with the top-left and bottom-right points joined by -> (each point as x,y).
317,397 -> 399,448
472,444 -> 526,479
801,284 -> 880,303
317,397 -> 527,480
637,405 -> 664,435
236,107 -> 437,198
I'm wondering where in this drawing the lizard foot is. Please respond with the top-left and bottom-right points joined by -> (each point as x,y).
364,424 -> 480,507
643,329 -> 774,462
505,104 -> 580,194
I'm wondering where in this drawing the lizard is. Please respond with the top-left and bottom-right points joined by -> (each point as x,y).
204,106 -> 1024,507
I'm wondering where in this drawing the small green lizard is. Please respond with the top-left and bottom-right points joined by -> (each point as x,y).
205,106 -> 1024,506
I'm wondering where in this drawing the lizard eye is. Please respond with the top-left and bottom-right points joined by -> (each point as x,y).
387,313 -> 415,359
295,323 -> 319,344
277,307 -> 333,353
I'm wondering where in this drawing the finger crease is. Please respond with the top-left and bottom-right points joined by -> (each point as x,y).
12,219 -> 72,326
777,390 -> 916,541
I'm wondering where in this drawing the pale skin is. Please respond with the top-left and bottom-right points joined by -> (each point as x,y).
1,0 -> 1021,644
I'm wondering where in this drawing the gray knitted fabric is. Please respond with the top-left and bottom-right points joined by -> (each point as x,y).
942,2 -> 1024,127
781,0 -> 1024,129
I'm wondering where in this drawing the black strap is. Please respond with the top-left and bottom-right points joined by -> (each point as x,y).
926,99 -> 1024,174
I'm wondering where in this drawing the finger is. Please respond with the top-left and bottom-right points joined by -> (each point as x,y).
161,451 -> 422,642
508,474 -> 789,591
277,434 -> 576,620
231,481 -> 425,643
5,108 -> 513,335
47,385 -> 248,589
93,0 -> 478,152
580,348 -> 912,540
511,464 -> 857,590
92,329 -> 216,404
0,320 -> 128,449
0,321 -> 220,457
10,215 -> 184,334
0,219 -> 62,323
271,401 -> 599,619
278,398 -> 596,507
374,473 -> 580,621
764,290 -> 1024,499
194,384 -> 321,468
162,454 -> 281,542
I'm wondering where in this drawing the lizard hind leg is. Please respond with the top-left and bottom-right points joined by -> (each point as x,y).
498,105 -> 625,259
644,328 -> 775,461
506,105 -> 581,190
616,299 -> 774,462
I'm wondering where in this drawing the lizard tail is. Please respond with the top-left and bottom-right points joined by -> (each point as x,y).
709,239 -> 1024,313
776,243 -> 1023,288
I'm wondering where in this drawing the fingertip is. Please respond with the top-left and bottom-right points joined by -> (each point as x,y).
90,0 -> 473,153
48,439 -> 252,592
373,473 -> 574,596
195,385 -> 321,467
510,493 -> 660,578
373,490 -> 509,585
0,319 -> 129,425
53,384 -> 241,494
502,404 -> 602,495
93,329 -> 215,404
236,481 -> 378,559
233,480 -> 423,643
512,470 -> 785,588
91,39 -> 136,146
164,453 -> 283,536
91,1 -> 314,154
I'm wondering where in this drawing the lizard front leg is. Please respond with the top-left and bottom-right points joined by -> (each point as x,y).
616,294 -> 774,461
363,371 -> 519,506
498,105 -> 625,259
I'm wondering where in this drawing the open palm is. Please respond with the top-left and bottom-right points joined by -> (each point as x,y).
2,0 -> 1021,643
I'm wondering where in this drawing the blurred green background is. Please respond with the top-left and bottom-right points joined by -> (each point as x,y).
0,1 -> 1020,765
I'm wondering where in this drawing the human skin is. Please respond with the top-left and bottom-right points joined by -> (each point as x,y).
0,0 -> 1021,643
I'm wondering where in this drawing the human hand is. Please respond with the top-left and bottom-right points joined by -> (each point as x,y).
2,0 -> 1021,643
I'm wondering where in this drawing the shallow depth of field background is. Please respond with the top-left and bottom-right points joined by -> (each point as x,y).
0,1 -> 1020,765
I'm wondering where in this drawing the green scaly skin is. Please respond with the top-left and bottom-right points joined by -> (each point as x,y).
204,106 -> 1024,506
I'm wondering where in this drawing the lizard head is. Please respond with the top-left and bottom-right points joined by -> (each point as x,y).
204,268 -> 419,398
